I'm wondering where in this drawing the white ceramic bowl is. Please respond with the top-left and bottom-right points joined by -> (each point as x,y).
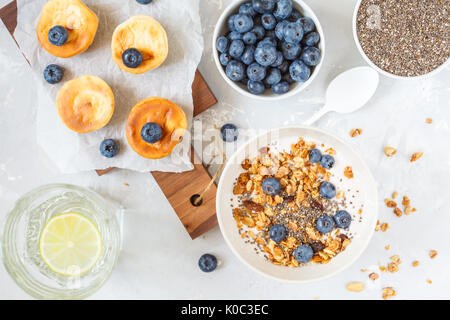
213,0 -> 325,100
352,0 -> 449,80
216,126 -> 378,283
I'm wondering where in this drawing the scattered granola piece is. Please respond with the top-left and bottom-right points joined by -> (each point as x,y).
385,245 -> 390,251
410,152 -> 423,162
391,191 -> 398,199
382,287 -> 396,300
384,146 -> 397,157
344,166 -> 354,179
346,281 -> 365,292
412,260 -> 420,267
369,272 -> 379,281
426,279 -> 432,284
313,297 -> 320,300
390,255 -> 402,264
350,128 -> 363,137
379,265 -> 388,273
380,223 -> 389,232
361,268 -> 369,272
375,220 -> 381,231
394,207 -> 402,217
388,262 -> 399,273
123,183 -> 130,187
402,196 -> 410,207
425,118 -> 433,124
385,199 -> 397,208
324,147 -> 336,155
429,250 -> 438,259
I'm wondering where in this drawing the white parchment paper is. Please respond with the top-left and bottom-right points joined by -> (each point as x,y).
13,0 -> 203,173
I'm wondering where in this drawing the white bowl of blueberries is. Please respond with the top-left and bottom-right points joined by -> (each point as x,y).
213,0 -> 325,100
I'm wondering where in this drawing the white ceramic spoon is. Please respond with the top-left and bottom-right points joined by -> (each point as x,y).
304,66 -> 379,125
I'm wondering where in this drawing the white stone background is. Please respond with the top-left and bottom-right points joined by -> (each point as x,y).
0,0 -> 449,299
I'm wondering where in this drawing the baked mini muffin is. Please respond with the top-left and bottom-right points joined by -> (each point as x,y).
37,0 -> 99,58
111,15 -> 169,74
56,75 -> 114,133
126,97 -> 187,159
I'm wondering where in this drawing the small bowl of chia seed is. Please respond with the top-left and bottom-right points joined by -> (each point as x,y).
353,0 -> 450,79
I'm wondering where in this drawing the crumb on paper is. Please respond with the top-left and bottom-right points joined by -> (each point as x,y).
344,166 -> 354,179
350,128 -> 363,137
412,260 -> 420,267
410,152 -> 423,162
384,146 -> 397,157
346,282 -> 365,292
426,279 -> 432,284
385,245 -> 390,250
426,118 -> 432,124
369,272 -> 379,281
382,287 -> 396,300
391,191 -> 398,199
123,183 -> 130,187
429,250 -> 438,259
385,199 -> 397,208
394,207 -> 402,217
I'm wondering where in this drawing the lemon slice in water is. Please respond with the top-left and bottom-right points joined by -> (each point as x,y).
39,212 -> 102,277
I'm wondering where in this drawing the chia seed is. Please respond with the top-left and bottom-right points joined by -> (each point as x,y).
356,0 -> 449,77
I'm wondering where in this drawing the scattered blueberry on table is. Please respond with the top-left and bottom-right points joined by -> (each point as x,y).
293,244 -> 313,263
122,48 -> 143,68
141,122 -> 163,143
220,123 -> 239,142
198,254 -> 218,272
269,224 -> 287,242
334,210 -> 352,229
262,177 -> 281,196
316,215 -> 335,234
48,26 -> 68,46
100,139 -> 120,158
43,64 -> 64,84
216,0 -> 321,96
136,0 -> 153,4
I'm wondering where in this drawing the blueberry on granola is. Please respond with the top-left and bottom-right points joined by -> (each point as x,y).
262,177 -> 281,196
269,224 -> 287,242
319,181 -> 336,199
316,215 -> 335,234
198,254 -> 217,272
293,244 -> 314,263
320,154 -> 335,169
309,148 -> 322,163
334,210 -> 352,229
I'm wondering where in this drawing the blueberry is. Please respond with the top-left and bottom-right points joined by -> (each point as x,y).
297,17 -> 315,34
269,224 -> 287,242
273,0 -> 292,20
216,36 -> 229,53
258,37 -> 277,48
48,26 -> 68,46
247,62 -> 266,81
248,80 -> 265,95
255,44 -> 277,66
289,60 -> 311,82
251,25 -> 266,40
261,14 -> 277,30
316,215 -> 335,234
278,60 -> 289,74
227,14 -> 238,32
228,31 -> 243,41
284,22 -> 304,44
100,139 -> 119,158
43,64 -> 63,84
262,177 -> 281,196
319,181 -> 336,199
122,48 -> 143,68
320,154 -> 335,169
136,0 -> 152,4
301,46 -> 321,66
241,46 -> 256,65
270,51 -> 284,67
252,0 -> 275,14
198,254 -> 217,272
272,81 -> 289,94
264,67 -> 281,86
302,31 -> 320,46
281,41 -> 301,60
141,122 -> 162,143
239,2 -> 257,17
234,14 -> 254,33
334,210 -> 352,229
243,32 -> 257,45
220,52 -> 232,66
275,20 -> 288,40
282,72 -> 295,84
226,60 -> 246,81
293,245 -> 313,263
220,123 -> 239,142
309,148 -> 322,163
289,9 -> 303,22
229,40 -> 245,59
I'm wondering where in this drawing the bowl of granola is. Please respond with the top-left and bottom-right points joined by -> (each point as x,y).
216,126 -> 378,283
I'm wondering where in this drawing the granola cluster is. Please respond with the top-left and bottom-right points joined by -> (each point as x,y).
231,138 -> 354,267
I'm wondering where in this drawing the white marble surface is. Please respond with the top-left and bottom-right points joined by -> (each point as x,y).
0,0 -> 449,300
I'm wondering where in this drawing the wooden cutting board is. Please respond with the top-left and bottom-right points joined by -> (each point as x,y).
0,0 -> 219,239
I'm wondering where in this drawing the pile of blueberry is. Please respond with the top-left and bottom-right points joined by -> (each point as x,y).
216,0 -> 321,96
